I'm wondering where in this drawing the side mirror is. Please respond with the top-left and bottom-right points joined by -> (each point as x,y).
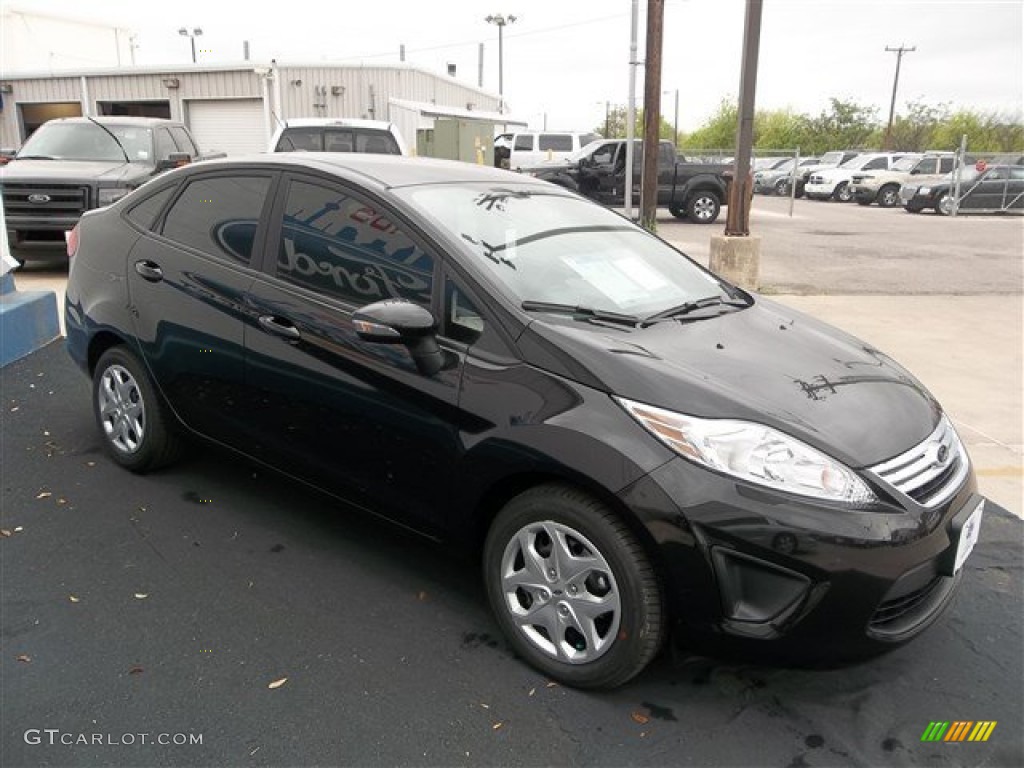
352,299 -> 443,376
155,152 -> 192,172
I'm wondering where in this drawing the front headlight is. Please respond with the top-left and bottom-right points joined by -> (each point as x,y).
616,398 -> 878,504
97,187 -> 132,206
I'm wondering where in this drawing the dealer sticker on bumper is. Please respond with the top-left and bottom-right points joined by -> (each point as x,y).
953,500 -> 984,574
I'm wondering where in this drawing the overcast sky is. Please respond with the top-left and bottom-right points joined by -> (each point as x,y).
6,0 -> 1023,132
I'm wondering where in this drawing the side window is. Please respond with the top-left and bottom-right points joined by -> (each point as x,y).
444,278 -> 484,344
538,134 -> 573,152
591,145 -> 615,165
125,185 -> 176,230
154,129 -> 177,161
276,128 -> 323,152
865,157 -> 889,170
161,175 -> 272,264
276,179 -> 435,307
939,157 -> 954,173
513,134 -> 534,151
169,126 -> 198,156
1009,167 -> 1024,180
658,143 -> 675,165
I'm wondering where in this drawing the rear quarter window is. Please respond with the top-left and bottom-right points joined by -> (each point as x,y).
538,134 -> 573,152
125,185 -> 176,230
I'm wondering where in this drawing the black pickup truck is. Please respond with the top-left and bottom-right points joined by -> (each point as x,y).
1,116 -> 222,264
523,139 -> 731,223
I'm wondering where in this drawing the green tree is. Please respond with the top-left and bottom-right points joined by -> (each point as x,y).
597,105 -> 677,143
678,99 -> 737,152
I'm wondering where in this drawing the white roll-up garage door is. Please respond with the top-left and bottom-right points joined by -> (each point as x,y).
187,99 -> 266,156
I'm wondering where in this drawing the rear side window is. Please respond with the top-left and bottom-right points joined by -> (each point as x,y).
355,130 -> 400,154
276,128 -> 324,152
539,134 -> 573,152
864,157 -> 889,171
161,175 -> 272,264
125,185 -> 176,230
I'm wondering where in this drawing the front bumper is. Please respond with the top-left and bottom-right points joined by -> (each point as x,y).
803,181 -> 836,199
618,448 -> 980,659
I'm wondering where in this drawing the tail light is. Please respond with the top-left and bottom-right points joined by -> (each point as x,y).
66,224 -> 80,258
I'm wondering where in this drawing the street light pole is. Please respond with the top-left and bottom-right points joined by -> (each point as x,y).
179,26 -> 203,64
883,44 -> 915,150
485,14 -> 517,114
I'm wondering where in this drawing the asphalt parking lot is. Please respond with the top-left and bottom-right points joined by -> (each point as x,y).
3,195 -> 1023,767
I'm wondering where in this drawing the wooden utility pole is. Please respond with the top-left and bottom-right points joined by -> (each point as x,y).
724,0 -> 763,237
640,0 -> 664,232
883,44 -> 915,150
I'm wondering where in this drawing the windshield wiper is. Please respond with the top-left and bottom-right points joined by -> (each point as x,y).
642,295 -> 749,325
87,117 -> 130,163
521,300 -> 640,327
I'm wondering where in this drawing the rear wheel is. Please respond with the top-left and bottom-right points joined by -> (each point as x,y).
483,484 -> 664,689
774,178 -> 791,196
92,346 -> 182,472
686,191 -> 721,224
877,184 -> 901,208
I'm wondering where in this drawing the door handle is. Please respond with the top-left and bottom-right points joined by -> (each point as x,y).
258,315 -> 301,341
134,260 -> 163,282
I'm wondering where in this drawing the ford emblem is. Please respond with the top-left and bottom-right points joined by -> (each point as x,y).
28,193 -> 51,203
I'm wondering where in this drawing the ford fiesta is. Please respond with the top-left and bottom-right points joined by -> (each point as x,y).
65,154 -> 985,689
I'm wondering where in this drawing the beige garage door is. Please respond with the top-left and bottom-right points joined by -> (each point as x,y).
187,99 -> 266,156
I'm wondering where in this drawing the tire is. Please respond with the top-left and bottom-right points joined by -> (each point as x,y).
904,205 -> 923,214
685,190 -> 721,224
92,346 -> 182,472
833,181 -> 853,202
936,192 -> 954,216
877,184 -> 901,208
483,484 -> 664,689
774,178 -> 791,196
668,202 -> 686,219
856,198 -> 872,206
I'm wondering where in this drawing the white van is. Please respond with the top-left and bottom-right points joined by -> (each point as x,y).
506,131 -> 600,169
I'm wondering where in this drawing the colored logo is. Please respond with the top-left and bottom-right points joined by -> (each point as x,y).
921,721 -> 997,742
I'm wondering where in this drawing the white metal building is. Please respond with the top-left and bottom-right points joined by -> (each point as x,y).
0,62 -> 510,155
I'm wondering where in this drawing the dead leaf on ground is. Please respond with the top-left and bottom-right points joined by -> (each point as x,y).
14,527 -> 23,532
86,461 -> 96,467
0,530 -> 11,538
528,687 -> 536,697
631,712 -> 650,725
268,677 -> 288,689
36,491 -> 52,499
492,722 -> 503,731
129,666 -> 144,675
134,593 -> 148,599
16,654 -> 31,663
417,591 -> 428,601
57,498 -> 68,506
545,681 -> 558,688
69,595 -> 80,603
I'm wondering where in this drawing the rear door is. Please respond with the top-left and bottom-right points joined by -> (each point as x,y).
127,169 -> 276,442
242,171 -> 467,534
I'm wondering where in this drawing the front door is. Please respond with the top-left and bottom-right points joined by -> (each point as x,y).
243,173 -> 466,534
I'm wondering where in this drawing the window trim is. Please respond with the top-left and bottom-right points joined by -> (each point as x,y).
148,168 -> 281,269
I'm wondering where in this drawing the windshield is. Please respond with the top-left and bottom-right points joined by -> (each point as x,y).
17,122 -> 153,162
819,151 -> 844,165
396,184 -> 725,317
840,154 -> 876,170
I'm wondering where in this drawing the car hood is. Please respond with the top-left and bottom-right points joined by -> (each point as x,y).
0,159 -> 152,184
518,297 -> 939,467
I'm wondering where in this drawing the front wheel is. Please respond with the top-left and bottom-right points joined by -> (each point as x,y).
483,484 -> 664,689
936,192 -> 954,216
833,182 -> 853,202
877,184 -> 901,208
668,202 -> 686,219
686,191 -> 721,224
92,346 -> 182,472
774,178 -> 791,196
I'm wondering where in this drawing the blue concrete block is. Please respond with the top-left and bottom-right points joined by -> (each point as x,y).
1,288 -> 60,367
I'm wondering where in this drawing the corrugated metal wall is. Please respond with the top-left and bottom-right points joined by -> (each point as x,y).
1,65 -> 498,149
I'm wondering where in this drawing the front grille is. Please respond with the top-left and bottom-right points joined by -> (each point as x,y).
1,183 -> 89,219
868,576 -> 951,637
808,174 -> 823,184
868,416 -> 968,508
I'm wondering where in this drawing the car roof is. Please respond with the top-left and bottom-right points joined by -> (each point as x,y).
43,116 -> 179,128
188,153 -> 550,190
280,118 -> 396,130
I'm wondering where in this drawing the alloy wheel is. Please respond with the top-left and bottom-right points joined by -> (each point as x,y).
97,364 -> 146,454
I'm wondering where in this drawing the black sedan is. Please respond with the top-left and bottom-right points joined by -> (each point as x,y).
65,154 -> 985,688
901,164 -> 1024,214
